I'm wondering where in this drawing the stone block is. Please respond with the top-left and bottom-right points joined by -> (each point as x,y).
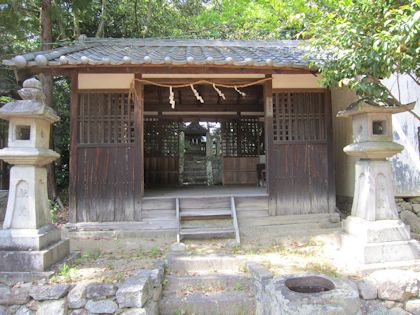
350,160 -> 399,220
400,210 -> 420,234
388,307 -> 411,315
0,306 -> 6,315
68,283 -> 88,309
30,284 -> 70,300
68,310 -> 88,315
401,202 -> 413,212
360,300 -> 388,315
341,234 -> 419,264
0,285 -> 30,305
15,306 -> 34,315
343,216 -> 411,242
120,308 -> 146,315
36,299 -> 67,315
86,283 -> 116,300
405,299 -> 420,315
357,279 -> 377,300
116,274 -> 151,308
85,299 -> 118,314
0,224 -> 61,251
369,269 -> 419,302
413,204 -> 420,215
3,166 -> 51,229
247,261 -> 273,283
0,239 -> 69,272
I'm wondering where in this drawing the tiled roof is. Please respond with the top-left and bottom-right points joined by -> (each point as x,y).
2,38 -> 313,70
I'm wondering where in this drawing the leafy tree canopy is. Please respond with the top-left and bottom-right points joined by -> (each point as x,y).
307,0 -> 419,106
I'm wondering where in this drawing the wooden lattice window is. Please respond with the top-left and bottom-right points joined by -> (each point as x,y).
78,93 -> 134,145
144,118 -> 180,157
273,92 -> 326,143
221,119 -> 264,157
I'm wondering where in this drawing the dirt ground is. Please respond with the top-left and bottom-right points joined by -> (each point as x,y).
47,233 -> 359,285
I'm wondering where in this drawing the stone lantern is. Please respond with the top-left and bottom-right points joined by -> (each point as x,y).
338,99 -> 419,269
0,78 -> 69,272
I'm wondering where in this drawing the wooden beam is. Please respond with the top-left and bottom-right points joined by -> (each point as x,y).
134,73 -> 144,220
68,73 -> 78,223
264,74 -> 276,216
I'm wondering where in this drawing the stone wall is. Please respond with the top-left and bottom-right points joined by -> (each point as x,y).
0,262 -> 164,315
396,197 -> 420,235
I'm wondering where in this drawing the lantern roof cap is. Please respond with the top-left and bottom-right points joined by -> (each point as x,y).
337,97 -> 415,118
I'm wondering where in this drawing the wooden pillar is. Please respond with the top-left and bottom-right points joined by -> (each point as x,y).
134,73 -> 144,220
325,89 -> 336,213
264,74 -> 276,216
68,72 -> 78,223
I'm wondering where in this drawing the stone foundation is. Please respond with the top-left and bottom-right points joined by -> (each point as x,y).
337,196 -> 420,236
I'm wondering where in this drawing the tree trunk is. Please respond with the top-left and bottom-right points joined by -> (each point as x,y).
53,0 -> 68,40
72,2 -> 81,39
142,0 -> 153,37
95,0 -> 107,38
40,0 -> 59,204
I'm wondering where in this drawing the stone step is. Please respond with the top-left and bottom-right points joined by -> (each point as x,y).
158,291 -> 255,315
180,209 -> 232,220
180,227 -> 235,239
168,255 -> 246,274
163,274 -> 252,293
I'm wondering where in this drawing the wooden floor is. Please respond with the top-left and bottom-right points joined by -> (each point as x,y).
144,185 -> 267,199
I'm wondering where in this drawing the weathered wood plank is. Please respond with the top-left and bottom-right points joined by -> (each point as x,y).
180,197 -> 231,210
69,73 -> 78,223
264,75 -> 276,216
134,73 -> 144,220
141,198 -> 176,210
269,91 -> 332,215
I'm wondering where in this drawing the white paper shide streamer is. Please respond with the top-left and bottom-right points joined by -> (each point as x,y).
169,87 -> 175,109
234,87 -> 246,97
190,85 -> 204,103
212,84 -> 226,100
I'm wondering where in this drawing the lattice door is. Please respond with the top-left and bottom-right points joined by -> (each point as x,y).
221,118 -> 264,157
269,91 -> 333,215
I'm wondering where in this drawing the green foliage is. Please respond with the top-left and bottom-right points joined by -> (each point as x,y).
307,0 -> 420,104
52,78 -> 71,192
73,248 -> 102,265
193,0 -> 319,39
148,246 -> 161,258
0,96 -> 14,103
57,262 -> 77,281
49,199 -> 60,223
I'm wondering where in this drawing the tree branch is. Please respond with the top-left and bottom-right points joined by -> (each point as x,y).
408,73 -> 420,86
